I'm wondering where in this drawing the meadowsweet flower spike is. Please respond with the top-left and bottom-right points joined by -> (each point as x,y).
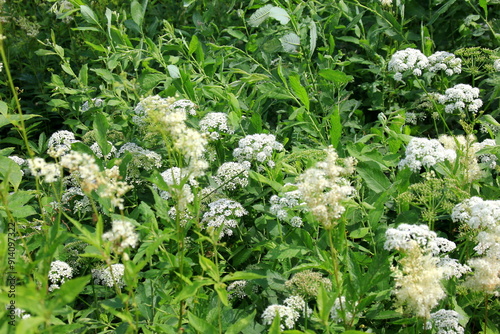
28,157 -> 61,183
102,219 -> 139,253
297,146 -> 356,229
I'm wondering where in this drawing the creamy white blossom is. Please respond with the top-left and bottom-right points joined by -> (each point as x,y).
428,51 -> 462,76
102,219 -> 139,253
438,84 -> 483,114
261,304 -> 300,330
388,48 -> 429,81
451,196 -> 500,230
201,198 -> 247,238
92,264 -> 125,288
28,157 -> 61,183
494,59 -> 500,72
48,260 -> 73,292
399,137 -> 456,172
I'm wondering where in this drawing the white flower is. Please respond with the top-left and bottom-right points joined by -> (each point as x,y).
438,84 -> 482,114
90,142 -> 116,160
214,162 -> 250,191
158,167 -> 197,209
428,51 -> 462,75
388,48 -> 429,81
261,304 -> 300,330
398,137 -> 456,172
284,295 -> 312,317
426,309 -> 465,334
464,257 -> 500,294
28,157 -> 61,183
451,197 -> 500,230
201,199 -> 247,238
118,143 -> 162,171
437,256 -> 471,279
102,220 -> 139,253
330,296 -> 357,323
233,134 -> 284,168
92,264 -> 125,288
494,59 -> 500,72
48,260 -> 73,291
199,112 -> 234,140
384,224 -> 456,255
47,130 -> 78,158
227,280 -> 247,300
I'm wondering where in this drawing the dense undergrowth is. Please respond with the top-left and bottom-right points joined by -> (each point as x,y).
0,0 -> 499,333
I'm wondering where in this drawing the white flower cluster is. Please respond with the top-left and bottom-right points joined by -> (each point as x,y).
227,280 -> 247,300
61,186 -> 92,214
48,260 -> 73,292
92,263 -> 125,288
388,48 -> 429,81
428,51 -> 462,76
494,59 -> 500,72
330,296 -> 357,323
28,157 -> 61,183
385,224 -> 469,318
473,138 -> 497,169
297,146 -> 356,229
399,137 -> 456,172
214,162 -> 250,191
388,49 -> 463,81
90,142 -> 116,160
233,134 -> 284,170
261,295 -> 310,330
261,304 -> 299,330
425,309 -> 464,334
81,98 -> 104,112
201,198 -> 247,238
270,184 -> 305,227
119,142 -> 162,173
452,197 -> 500,294
8,155 -> 25,166
159,167 -> 198,210
384,224 -> 456,255
47,130 -> 79,158
438,84 -> 483,114
102,219 -> 139,253
199,112 -> 234,140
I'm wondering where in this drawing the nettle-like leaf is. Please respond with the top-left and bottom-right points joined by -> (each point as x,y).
248,5 -> 290,27
280,32 -> 300,53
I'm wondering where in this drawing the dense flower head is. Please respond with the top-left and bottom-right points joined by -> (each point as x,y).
261,304 -> 300,330
47,130 -> 78,158
297,146 -> 356,229
463,257 -> 500,294
227,280 -> 248,300
451,196 -> 500,230
90,142 -> 116,160
494,59 -> 500,72
398,137 -> 456,172
102,219 -> 139,253
384,223 -> 456,255
118,143 -> 162,172
425,309 -> 465,334
285,270 -> 332,299
284,295 -> 312,317
199,112 -> 234,140
438,256 -> 471,279
438,84 -> 483,114
158,167 -> 197,209
428,51 -> 462,76
270,184 -> 306,227
233,133 -> 284,170
92,264 -> 125,288
201,198 -> 247,238
392,244 -> 446,319
8,155 -> 25,166
330,296 -> 357,323
214,161 -> 250,191
388,48 -> 429,81
48,260 -> 73,292
28,157 -> 61,183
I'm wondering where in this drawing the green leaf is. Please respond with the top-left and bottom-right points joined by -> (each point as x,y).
50,276 -> 90,309
188,35 -> 199,56
330,106 -> 342,148
214,282 -> 229,306
222,271 -> 266,282
167,64 -> 180,79
269,312 -> 282,334
131,0 -> 144,29
173,278 -> 213,303
226,310 -> 256,334
319,69 -> 354,85
289,74 -> 309,110
249,171 -> 283,192
269,7 -> 290,25
248,4 -> 273,27
94,112 -> 111,158
138,73 -> 165,92
79,64 -> 88,86
0,156 -> 23,191
280,33 -> 300,53
356,161 -> 391,194
187,312 -> 218,334
80,5 -> 102,29
309,20 -> 317,55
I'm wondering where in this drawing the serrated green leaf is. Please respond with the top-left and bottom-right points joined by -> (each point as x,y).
80,5 -> 102,29
319,69 -> 354,85
289,74 -> 309,110
280,32 -> 300,53
188,35 -> 199,56
187,312 -> 218,334
269,6 -> 290,25
248,4 -> 273,27
357,161 -> 391,194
